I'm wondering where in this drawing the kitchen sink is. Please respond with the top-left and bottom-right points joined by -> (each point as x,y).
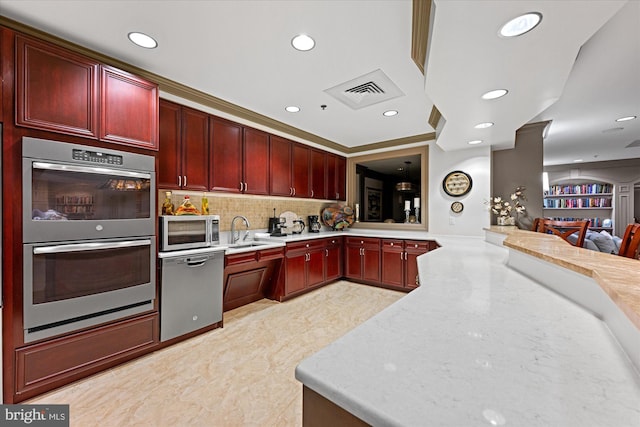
226,241 -> 271,249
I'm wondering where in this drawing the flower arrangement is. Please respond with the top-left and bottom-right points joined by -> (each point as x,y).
486,186 -> 526,225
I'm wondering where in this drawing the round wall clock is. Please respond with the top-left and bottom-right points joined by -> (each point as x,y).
442,170 -> 472,197
451,201 -> 464,213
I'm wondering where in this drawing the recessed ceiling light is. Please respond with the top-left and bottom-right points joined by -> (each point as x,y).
285,106 -> 300,113
474,122 -> 494,129
468,140 -> 483,145
499,12 -> 542,37
291,34 -> 315,51
383,110 -> 398,117
481,89 -> 508,100
616,115 -> 637,122
128,32 -> 157,49
573,159 -> 583,163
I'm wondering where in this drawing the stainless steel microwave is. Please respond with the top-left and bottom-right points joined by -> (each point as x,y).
159,215 -> 220,252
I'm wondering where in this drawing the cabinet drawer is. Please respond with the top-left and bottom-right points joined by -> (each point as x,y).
287,239 -> 325,253
345,237 -> 379,246
324,237 -> 343,247
382,239 -> 404,250
258,247 -> 285,261
15,313 -> 157,396
225,251 -> 258,266
405,240 -> 431,252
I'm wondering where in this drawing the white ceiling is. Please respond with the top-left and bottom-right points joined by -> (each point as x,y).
0,0 -> 638,166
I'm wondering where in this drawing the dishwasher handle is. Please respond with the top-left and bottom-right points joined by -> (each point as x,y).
186,256 -> 210,267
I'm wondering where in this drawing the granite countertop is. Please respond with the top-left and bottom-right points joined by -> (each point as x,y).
295,235 -> 640,426
488,226 -> 640,331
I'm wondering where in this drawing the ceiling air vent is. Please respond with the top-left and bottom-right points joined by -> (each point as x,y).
324,69 -> 404,110
625,139 -> 640,148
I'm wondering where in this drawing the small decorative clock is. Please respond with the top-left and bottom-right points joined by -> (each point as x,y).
451,201 -> 464,213
442,170 -> 472,197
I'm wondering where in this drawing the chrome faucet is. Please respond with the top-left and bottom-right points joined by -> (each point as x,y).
230,215 -> 251,244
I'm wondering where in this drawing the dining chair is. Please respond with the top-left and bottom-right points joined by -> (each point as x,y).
531,218 -> 542,232
539,219 -> 590,247
618,223 -> 640,259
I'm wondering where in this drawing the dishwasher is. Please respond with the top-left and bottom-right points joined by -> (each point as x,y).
158,247 -> 225,342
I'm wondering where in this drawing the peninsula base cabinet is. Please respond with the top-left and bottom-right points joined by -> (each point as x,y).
345,237 -> 381,285
382,239 -> 436,289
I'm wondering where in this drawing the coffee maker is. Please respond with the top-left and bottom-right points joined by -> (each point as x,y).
308,215 -> 321,233
268,209 -> 285,236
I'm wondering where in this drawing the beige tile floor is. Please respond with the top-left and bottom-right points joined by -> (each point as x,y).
28,281 -> 404,426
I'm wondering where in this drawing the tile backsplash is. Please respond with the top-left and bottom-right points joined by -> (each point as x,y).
159,190 -> 338,231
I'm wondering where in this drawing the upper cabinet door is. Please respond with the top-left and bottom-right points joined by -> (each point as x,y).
310,149 -> 327,199
243,127 -> 270,195
269,135 -> 293,196
16,34 -> 99,139
336,155 -> 346,201
292,143 -> 310,198
210,117 -> 243,193
100,66 -> 159,150
180,106 -> 209,191
158,99 -> 182,190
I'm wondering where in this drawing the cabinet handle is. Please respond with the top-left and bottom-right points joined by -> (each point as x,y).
416,275 -> 420,286
183,175 -> 187,187
293,187 -> 296,196
400,252 -> 403,260
336,192 -> 340,199
289,187 -> 293,196
244,182 -> 247,192
178,175 -> 181,187
311,190 -> 314,198
405,252 -> 408,261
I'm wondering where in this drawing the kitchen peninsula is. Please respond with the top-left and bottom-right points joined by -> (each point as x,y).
295,229 -> 640,426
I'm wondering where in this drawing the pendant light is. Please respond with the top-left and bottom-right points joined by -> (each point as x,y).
396,161 -> 416,192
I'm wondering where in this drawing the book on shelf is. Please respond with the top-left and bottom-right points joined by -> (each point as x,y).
547,183 -> 612,195
543,197 -> 612,208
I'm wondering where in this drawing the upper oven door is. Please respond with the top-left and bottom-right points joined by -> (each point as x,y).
22,139 -> 156,243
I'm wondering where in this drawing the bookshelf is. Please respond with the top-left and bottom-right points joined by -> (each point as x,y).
543,182 -> 614,232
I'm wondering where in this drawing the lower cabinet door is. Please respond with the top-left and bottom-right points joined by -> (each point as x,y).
362,248 -> 380,283
285,252 -> 307,295
307,249 -> 325,287
382,249 -> 404,287
405,252 -> 421,289
345,245 -> 362,279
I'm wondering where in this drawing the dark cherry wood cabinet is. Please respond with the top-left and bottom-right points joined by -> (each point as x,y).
310,149 -> 327,199
292,143 -> 311,198
324,237 -> 343,281
326,154 -> 347,201
381,239 -> 435,289
100,65 -> 158,150
284,240 -> 326,297
15,34 -> 158,150
210,121 -> 270,195
345,237 -> 381,284
336,155 -> 347,201
158,100 -> 209,191
269,135 -> 294,196
223,247 -> 284,311
381,239 -> 405,287
14,313 -> 158,401
243,127 -> 270,195
16,34 -> 99,139
210,117 -> 243,193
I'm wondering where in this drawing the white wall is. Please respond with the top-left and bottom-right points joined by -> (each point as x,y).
428,143 -> 491,236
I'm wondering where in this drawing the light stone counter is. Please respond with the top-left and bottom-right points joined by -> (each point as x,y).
295,234 -> 640,426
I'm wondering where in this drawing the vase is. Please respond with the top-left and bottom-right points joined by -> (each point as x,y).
497,216 -> 514,226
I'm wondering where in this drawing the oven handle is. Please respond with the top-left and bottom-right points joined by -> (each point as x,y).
33,239 -> 152,254
32,161 -> 152,179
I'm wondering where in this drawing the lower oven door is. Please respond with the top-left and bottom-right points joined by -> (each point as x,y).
23,237 -> 156,343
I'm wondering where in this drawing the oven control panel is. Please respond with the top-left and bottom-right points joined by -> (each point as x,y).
72,149 -> 123,165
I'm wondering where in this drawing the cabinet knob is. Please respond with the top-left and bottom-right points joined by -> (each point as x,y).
360,240 -> 364,244
414,244 -> 418,248
390,242 -> 394,246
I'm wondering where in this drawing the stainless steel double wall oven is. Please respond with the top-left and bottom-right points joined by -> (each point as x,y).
22,137 -> 156,343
